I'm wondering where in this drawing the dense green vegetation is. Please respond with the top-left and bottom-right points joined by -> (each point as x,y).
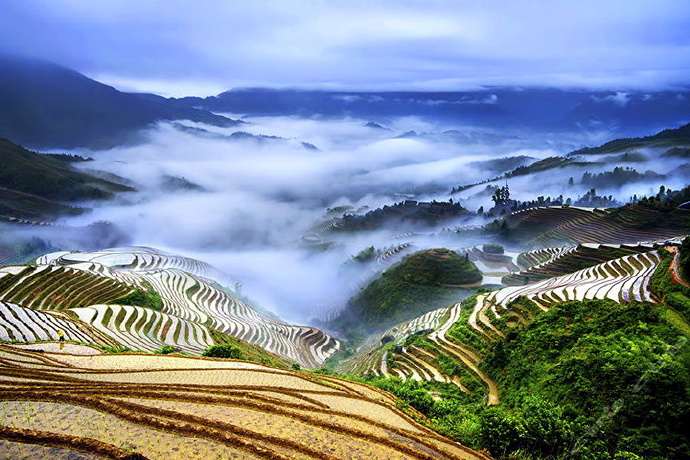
207,328 -> 292,369
334,249 -> 482,333
649,243 -> 690,327
336,246 -> 690,460
354,297 -> 690,460
201,343 -> 245,359
681,237 -> 690,279
154,345 -> 180,354
579,167 -> 663,188
352,246 -> 378,263
505,156 -> 594,178
109,285 -> 164,310
0,138 -> 133,202
482,299 -> 689,460
608,184 -> 690,231
333,200 -> 468,232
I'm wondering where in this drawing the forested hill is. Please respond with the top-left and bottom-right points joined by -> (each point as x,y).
0,138 -> 132,220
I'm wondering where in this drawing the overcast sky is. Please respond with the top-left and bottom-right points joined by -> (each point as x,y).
2,0 -> 690,96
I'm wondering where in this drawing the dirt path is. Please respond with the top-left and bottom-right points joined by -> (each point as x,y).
667,246 -> 690,289
8,341 -> 102,355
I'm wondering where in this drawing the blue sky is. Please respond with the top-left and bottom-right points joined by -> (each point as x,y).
2,0 -> 690,96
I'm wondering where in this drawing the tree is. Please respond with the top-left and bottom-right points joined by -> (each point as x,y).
492,185 -> 511,206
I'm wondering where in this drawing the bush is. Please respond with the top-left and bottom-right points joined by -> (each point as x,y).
483,244 -> 505,254
102,346 -> 132,354
353,246 -> 377,263
110,285 -> 163,310
201,344 -> 244,359
155,345 -> 179,354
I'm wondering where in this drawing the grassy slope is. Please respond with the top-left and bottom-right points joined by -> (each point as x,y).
483,298 -> 689,460
605,185 -> 690,231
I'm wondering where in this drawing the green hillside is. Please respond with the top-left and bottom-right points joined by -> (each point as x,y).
0,138 -> 133,220
344,242 -> 690,460
335,249 -> 482,333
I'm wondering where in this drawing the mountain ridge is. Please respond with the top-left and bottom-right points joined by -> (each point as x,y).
0,55 -> 242,149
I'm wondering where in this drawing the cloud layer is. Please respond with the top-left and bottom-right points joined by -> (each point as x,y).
46,115 -> 680,324
2,0 -> 690,95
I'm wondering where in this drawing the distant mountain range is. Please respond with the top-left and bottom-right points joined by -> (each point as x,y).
1,55 -> 689,149
0,55 -> 241,149
177,87 -> 690,136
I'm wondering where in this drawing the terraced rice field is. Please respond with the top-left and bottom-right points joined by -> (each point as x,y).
347,243 -> 670,406
0,344 -> 488,460
469,250 -> 661,344
506,206 -> 686,246
2,247 -> 339,368
338,307 -> 451,377
0,301 -> 112,346
502,241 -> 663,285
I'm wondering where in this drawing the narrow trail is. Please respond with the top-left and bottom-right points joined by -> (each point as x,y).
667,246 -> 690,289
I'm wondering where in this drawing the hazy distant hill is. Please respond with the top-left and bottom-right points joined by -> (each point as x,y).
570,121 -> 690,155
177,87 -> 690,136
0,55 -> 241,148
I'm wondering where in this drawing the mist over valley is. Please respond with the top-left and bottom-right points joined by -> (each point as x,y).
2,3 -> 690,459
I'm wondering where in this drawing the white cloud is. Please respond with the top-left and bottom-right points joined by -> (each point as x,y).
2,0 -> 690,93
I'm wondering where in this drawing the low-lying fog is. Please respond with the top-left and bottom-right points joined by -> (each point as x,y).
41,116 -> 683,325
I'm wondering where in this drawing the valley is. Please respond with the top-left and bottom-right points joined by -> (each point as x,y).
1,51 -> 690,460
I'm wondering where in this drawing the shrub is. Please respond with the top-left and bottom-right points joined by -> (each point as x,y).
201,344 -> 244,359
483,244 -> 505,254
110,285 -> 163,310
155,345 -> 179,354
102,346 -> 132,354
